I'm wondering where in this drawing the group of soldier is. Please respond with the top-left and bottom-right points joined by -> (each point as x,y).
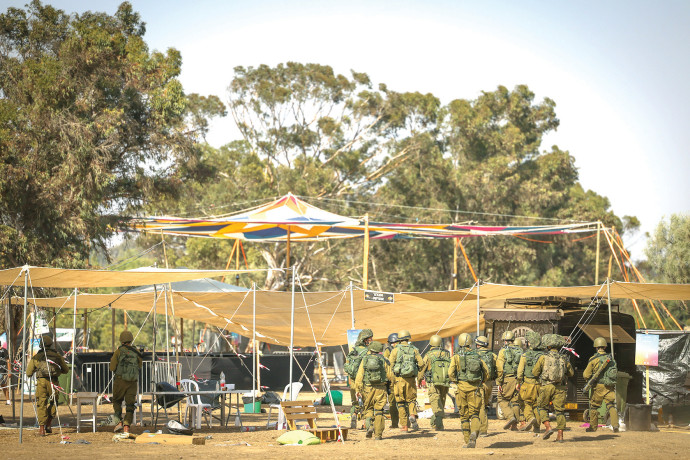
346,328 -> 620,447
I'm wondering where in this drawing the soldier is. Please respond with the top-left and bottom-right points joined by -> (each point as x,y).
354,341 -> 393,440
517,331 -> 545,432
388,329 -> 424,432
383,333 -> 399,428
496,330 -> 522,430
532,334 -> 574,442
583,337 -> 619,433
26,335 -> 69,436
449,333 -> 489,448
110,330 -> 143,433
345,329 -> 373,429
422,335 -> 451,430
475,335 -> 497,437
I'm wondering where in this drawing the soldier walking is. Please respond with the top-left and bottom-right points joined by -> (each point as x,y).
475,335 -> 497,436
26,335 -> 69,436
354,341 -> 393,440
388,329 -> 424,432
383,333 -> 399,428
110,330 -> 143,433
517,331 -> 545,432
422,335 -> 451,430
583,337 -> 619,433
496,330 -> 522,430
345,329 -> 373,429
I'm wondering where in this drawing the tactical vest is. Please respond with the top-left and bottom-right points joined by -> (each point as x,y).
540,351 -> 566,384
477,349 -> 497,381
363,353 -> 387,385
426,348 -> 451,387
523,349 -> 544,380
593,353 -> 618,386
34,349 -> 63,379
394,342 -> 419,378
116,345 -> 141,381
455,348 -> 483,383
345,345 -> 368,379
502,345 -> 522,375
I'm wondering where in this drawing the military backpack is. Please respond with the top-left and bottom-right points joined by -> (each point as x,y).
523,349 -> 544,380
344,345 -> 368,379
35,350 -> 62,378
394,343 -> 419,378
477,350 -> 497,381
502,346 -> 522,375
540,351 -> 566,384
594,353 -> 618,386
456,349 -> 483,383
363,354 -> 387,385
116,345 -> 141,381
427,349 -> 451,387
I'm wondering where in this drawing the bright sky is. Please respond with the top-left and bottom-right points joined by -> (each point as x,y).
6,1 -> 690,258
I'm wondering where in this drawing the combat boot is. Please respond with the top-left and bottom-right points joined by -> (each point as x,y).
519,418 -> 536,432
113,421 -> 124,433
45,416 -> 53,434
366,425 -> 374,438
502,416 -> 517,430
350,416 -> 357,429
409,415 -> 419,431
37,425 -> 46,436
467,432 -> 477,448
542,421 -> 556,440
555,429 -> 564,442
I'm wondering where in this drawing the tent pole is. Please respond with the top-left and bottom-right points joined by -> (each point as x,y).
453,238 -> 458,290
252,283 -> 256,405
70,288 -> 77,405
19,267 -> 28,444
363,215 -> 369,290
111,308 -> 115,352
164,285 -> 170,368
5,294 -> 15,421
349,282 -> 355,329
607,278 -> 615,360
152,285 -> 157,408
289,268 -> 295,400
595,222 -> 601,284
286,226 -> 291,273
476,280 -> 481,337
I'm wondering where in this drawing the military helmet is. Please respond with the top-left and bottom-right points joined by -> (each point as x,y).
526,331 -> 541,349
387,333 -> 399,344
397,329 -> 411,341
593,337 -> 607,348
41,335 -> 53,347
513,337 -> 525,348
502,330 -> 515,341
475,335 -> 489,348
429,335 -> 442,347
358,329 -> 374,341
457,333 -> 472,347
119,330 -> 134,343
369,341 -> 384,353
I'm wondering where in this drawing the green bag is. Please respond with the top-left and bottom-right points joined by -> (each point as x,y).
363,354 -> 387,384
523,349 -> 544,379
116,345 -> 140,382
540,352 -> 566,384
429,349 -> 451,387
597,354 -> 618,386
35,350 -> 62,378
394,343 -> 419,378
477,350 -> 497,381
502,346 -> 522,374
457,349 -> 483,382
344,346 -> 367,379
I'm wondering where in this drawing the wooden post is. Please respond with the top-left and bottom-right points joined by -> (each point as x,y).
180,318 -> 184,353
595,222 -> 601,284
363,214 -> 369,290
453,238 -> 458,290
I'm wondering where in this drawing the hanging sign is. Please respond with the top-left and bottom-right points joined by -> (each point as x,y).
347,329 -> 362,352
635,333 -> 659,366
364,290 -> 395,303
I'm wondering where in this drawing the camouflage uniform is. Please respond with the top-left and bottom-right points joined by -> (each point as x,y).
583,349 -> 619,432
388,336 -> 424,431
26,337 -> 69,435
355,342 -> 394,440
448,342 -> 489,448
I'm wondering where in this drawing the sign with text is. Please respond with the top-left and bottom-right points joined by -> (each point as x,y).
347,329 -> 362,352
635,333 -> 659,366
364,290 -> 395,303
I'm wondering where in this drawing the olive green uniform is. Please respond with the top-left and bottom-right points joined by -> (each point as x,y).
26,348 -> 70,426
449,348 -> 489,445
476,349 -> 497,434
383,346 -> 399,428
422,347 -> 451,430
517,348 -> 544,431
110,345 -> 143,426
388,341 -> 424,429
533,350 -> 574,431
355,351 -> 394,438
583,350 -> 619,431
496,345 -> 521,423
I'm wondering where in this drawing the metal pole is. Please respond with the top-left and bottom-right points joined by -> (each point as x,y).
151,285 -> 157,422
476,280 -> 481,337
252,283 -> 256,405
289,268 -> 295,400
19,268 -> 28,443
349,281 -> 355,329
595,222 -> 601,284
70,288 -> 77,404
606,278 -> 615,360
164,285 -> 170,366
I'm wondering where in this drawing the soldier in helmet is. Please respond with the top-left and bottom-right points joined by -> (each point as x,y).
475,335 -> 497,436
345,328 -> 373,429
496,330 -> 522,430
583,337 -> 619,433
26,335 -> 69,436
388,329 -> 424,432
355,341 -> 394,440
532,334 -> 574,442
517,331 -> 545,432
383,333 -> 399,428
421,335 -> 451,430
110,330 -> 143,433
449,333 -> 489,448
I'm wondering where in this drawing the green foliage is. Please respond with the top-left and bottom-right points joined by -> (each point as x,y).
645,214 -> 690,284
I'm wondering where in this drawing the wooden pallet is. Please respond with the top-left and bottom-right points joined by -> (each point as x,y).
281,400 -> 348,442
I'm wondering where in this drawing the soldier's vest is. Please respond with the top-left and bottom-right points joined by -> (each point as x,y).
116,345 -> 141,381
592,353 -> 618,386
345,345 -> 368,379
456,349 -> 483,383
34,349 -> 62,379
540,351 -> 566,385
502,345 -> 522,375
426,348 -> 451,387
523,349 -> 544,380
363,353 -> 388,385
394,342 -> 419,378
477,349 -> 497,381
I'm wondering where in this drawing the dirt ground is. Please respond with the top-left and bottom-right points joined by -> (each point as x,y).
1,394 -> 688,459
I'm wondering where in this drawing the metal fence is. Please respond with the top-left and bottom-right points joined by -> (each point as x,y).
80,360 -> 181,394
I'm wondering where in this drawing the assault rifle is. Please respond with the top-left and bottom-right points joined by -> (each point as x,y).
582,357 -> 611,394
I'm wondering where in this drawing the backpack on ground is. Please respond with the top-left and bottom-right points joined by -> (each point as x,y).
540,352 -> 566,384
363,354 -> 387,385
477,350 -> 497,381
116,345 -> 141,381
429,349 -> 451,387
394,343 -> 419,378
344,346 -> 367,379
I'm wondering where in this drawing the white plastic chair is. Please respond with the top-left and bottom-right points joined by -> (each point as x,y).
266,382 -> 303,429
180,379 -> 212,429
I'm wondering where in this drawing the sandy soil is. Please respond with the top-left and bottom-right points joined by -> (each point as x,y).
1,396 -> 688,459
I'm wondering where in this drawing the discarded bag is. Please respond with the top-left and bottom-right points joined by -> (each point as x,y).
165,419 -> 194,436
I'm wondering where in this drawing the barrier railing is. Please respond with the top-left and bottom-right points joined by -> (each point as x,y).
80,360 -> 181,395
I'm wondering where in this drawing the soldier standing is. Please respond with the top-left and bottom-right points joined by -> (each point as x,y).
496,330 -> 522,429
449,333 -> 489,448
422,335 -> 451,430
345,328 -> 373,429
532,334 -> 574,442
354,341 -> 393,440
383,333 -> 399,428
26,335 -> 69,436
517,331 -> 544,432
475,335 -> 497,436
110,330 -> 143,433
388,329 -> 424,432
583,337 -> 619,433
